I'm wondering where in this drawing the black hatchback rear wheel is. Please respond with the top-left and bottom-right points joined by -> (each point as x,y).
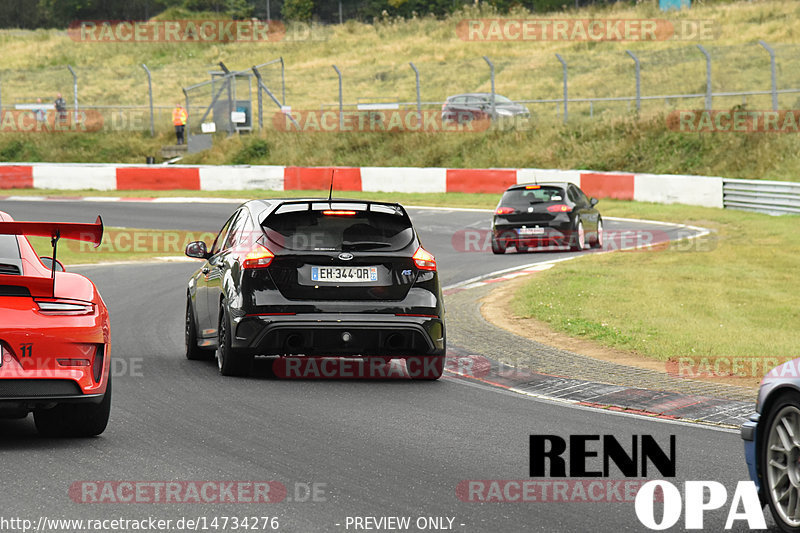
217,306 -> 253,377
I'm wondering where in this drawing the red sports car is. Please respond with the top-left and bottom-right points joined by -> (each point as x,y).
0,210 -> 111,437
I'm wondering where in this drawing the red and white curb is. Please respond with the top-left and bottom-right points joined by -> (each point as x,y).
0,163 -> 727,208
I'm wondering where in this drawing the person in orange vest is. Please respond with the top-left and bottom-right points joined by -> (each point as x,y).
172,103 -> 188,145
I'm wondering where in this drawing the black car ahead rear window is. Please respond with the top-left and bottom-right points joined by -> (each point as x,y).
263,205 -> 414,252
501,186 -> 565,207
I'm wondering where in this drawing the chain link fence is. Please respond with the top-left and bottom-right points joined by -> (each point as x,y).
2,43 -> 800,134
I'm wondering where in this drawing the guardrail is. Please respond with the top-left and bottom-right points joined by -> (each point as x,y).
723,178 -> 800,215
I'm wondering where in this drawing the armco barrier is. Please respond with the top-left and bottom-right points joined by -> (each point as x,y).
722,178 -> 800,215
0,162 -> 788,211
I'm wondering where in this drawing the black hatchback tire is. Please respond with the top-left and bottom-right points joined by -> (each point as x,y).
217,306 -> 253,377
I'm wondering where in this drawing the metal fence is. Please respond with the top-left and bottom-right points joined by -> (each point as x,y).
2,42 -> 800,131
319,43 -> 800,123
723,179 -> 800,215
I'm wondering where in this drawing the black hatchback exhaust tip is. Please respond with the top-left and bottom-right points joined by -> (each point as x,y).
285,333 -> 304,351
385,333 -> 406,350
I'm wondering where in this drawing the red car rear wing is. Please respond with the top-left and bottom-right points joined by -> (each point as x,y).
0,216 -> 103,297
0,216 -> 104,247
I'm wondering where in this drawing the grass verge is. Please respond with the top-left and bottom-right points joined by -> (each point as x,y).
511,200 -> 799,361
4,115 -> 800,180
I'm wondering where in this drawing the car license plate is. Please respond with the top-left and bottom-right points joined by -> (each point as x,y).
311,266 -> 378,283
518,227 -> 544,236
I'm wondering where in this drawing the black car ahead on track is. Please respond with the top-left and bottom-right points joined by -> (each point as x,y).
491,182 -> 603,254
184,198 -> 446,379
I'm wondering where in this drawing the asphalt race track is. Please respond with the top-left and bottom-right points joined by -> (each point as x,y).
0,199 -> 771,532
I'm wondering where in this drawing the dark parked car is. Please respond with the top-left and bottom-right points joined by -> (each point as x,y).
491,182 -> 603,254
742,359 -> 800,532
441,93 -> 530,123
184,199 -> 446,379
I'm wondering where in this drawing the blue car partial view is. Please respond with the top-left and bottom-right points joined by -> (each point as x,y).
742,358 -> 800,532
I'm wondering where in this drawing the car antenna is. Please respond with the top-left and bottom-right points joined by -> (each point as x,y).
327,168 -> 334,207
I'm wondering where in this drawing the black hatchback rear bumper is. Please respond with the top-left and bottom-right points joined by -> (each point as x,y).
233,313 -> 445,357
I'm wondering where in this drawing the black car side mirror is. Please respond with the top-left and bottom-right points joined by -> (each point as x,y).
185,241 -> 209,259
590,197 -> 599,206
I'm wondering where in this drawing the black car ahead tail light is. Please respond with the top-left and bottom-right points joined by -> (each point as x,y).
495,207 -> 516,215
547,204 -> 571,213
413,247 -> 436,271
92,344 -> 104,383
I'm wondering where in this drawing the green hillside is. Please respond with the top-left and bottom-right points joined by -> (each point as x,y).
1,1 -> 799,179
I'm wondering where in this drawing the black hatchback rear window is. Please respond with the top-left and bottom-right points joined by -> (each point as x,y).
263,205 -> 414,252
501,186 -> 565,207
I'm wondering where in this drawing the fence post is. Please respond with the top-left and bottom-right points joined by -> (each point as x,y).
332,64 -> 343,130
280,56 -> 286,106
67,65 -> 78,121
141,64 -> 155,137
758,40 -> 778,111
555,54 -> 567,123
625,50 -> 641,113
257,74 -> 263,130
696,45 -> 712,111
182,87 -> 190,142
219,62 -> 235,135
482,56 -> 495,118
409,62 -> 421,120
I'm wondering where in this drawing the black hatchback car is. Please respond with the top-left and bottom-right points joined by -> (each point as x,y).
491,182 -> 603,254
184,199 -> 446,379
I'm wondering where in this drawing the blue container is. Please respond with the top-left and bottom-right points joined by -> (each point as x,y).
659,0 -> 691,10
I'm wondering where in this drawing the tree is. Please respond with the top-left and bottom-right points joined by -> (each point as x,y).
282,0 -> 313,21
